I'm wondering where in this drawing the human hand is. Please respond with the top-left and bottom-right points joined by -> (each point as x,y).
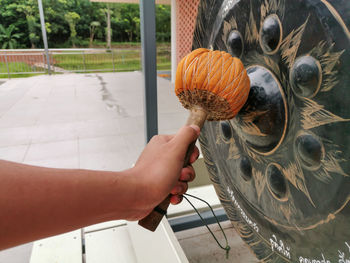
0,126 -> 200,247
131,125 -> 200,220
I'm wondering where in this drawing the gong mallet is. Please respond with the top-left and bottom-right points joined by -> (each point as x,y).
138,48 -> 251,231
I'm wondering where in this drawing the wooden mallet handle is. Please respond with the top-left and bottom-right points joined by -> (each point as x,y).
138,106 -> 207,231
138,48 -> 250,231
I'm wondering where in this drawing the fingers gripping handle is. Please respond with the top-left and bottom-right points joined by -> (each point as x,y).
138,107 -> 208,231
138,196 -> 171,232
137,140 -> 197,232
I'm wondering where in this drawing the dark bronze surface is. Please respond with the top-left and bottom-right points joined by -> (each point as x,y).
193,0 -> 350,261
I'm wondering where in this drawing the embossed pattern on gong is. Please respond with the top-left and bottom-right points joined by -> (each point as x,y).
193,0 -> 350,262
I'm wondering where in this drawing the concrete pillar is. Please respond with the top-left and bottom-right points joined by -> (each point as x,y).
139,0 -> 158,143
171,0 -> 177,84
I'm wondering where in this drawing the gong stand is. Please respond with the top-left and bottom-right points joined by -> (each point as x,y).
193,0 -> 350,262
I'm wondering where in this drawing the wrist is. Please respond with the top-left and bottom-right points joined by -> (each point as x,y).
108,167 -> 154,221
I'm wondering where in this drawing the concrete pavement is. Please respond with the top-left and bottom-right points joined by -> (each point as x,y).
0,72 -> 187,171
0,72 -> 256,262
0,72 -> 187,262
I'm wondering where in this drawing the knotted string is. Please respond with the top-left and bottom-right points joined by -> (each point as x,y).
183,193 -> 231,259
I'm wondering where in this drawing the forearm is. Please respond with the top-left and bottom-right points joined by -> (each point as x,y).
0,160 -> 139,250
0,126 -> 200,250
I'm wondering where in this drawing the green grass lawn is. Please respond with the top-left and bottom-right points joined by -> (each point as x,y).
0,62 -> 45,79
52,51 -> 142,72
53,48 -> 170,72
73,40 -> 170,50
0,43 -> 171,78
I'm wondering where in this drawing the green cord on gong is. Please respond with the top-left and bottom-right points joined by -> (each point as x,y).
183,193 -> 231,259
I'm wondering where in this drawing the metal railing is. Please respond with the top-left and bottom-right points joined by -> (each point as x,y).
0,48 -> 168,78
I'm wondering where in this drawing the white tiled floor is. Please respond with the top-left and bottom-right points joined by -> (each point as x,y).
0,72 -> 187,172
0,72 -> 187,263
0,73 -> 256,262
24,140 -> 80,169
0,145 -> 28,163
78,135 -> 133,171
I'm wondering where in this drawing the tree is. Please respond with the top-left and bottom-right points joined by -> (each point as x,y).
102,4 -> 112,49
16,1 -> 40,48
113,4 -> 140,42
156,5 -> 171,42
64,11 -> 81,47
89,21 -> 100,47
0,24 -> 22,49
43,0 -> 70,46
0,1 -> 171,48
0,0 -> 34,47
27,16 -> 40,48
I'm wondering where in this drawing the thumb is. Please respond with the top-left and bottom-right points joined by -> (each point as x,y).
171,125 -> 200,156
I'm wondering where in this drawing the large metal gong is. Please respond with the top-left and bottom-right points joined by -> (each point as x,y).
193,0 -> 350,261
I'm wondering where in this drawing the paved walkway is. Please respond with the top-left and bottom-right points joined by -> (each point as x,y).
0,72 -> 256,263
0,72 -> 187,171
0,72 -> 187,262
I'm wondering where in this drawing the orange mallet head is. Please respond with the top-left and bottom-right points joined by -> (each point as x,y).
175,48 -> 250,122
139,48 -> 251,232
